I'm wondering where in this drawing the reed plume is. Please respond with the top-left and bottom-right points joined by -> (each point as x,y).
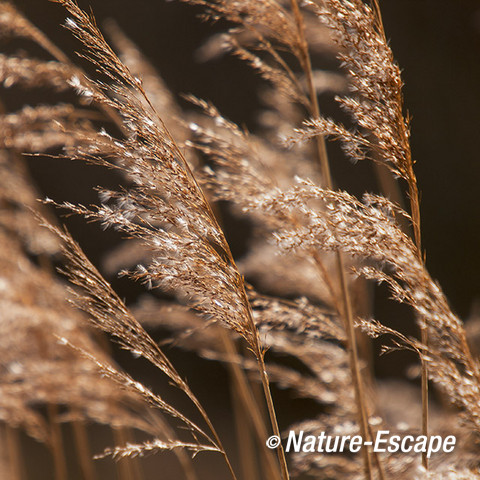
0,0 -> 478,479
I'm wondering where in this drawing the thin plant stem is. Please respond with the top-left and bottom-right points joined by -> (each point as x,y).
335,252 -> 375,480
232,304 -> 290,480
289,1 -> 376,478
421,327 -> 429,470
408,170 -> 429,470
5,425 -> 24,480
256,352 -> 290,480
366,0 -> 429,465
183,386 -> 239,480
219,329 -> 283,480
47,404 -> 68,480
71,419 -> 96,480
230,382 -> 260,480
368,414 -> 387,479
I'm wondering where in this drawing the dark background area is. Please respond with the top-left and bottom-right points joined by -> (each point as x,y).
2,1 -> 480,478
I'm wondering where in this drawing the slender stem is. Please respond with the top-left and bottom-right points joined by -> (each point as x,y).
421,327 -> 429,469
335,252 -> 374,480
368,422 -> 386,480
220,330 -> 282,480
237,297 -> 290,480
71,419 -> 96,480
230,381 -> 260,480
289,0 -> 330,179
374,0 -> 430,460
5,425 -> 24,480
407,175 -> 429,470
142,335 -> 239,479
185,387 -> 239,480
289,2 -> 375,479
48,404 -> 68,480
256,353 -> 290,480
312,251 -> 341,313
31,314 -> 67,480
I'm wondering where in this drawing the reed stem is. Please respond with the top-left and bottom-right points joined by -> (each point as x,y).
5,425 -> 24,480
220,330 -> 283,480
289,1 -> 375,478
71,419 -> 96,480
47,404 -> 68,480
